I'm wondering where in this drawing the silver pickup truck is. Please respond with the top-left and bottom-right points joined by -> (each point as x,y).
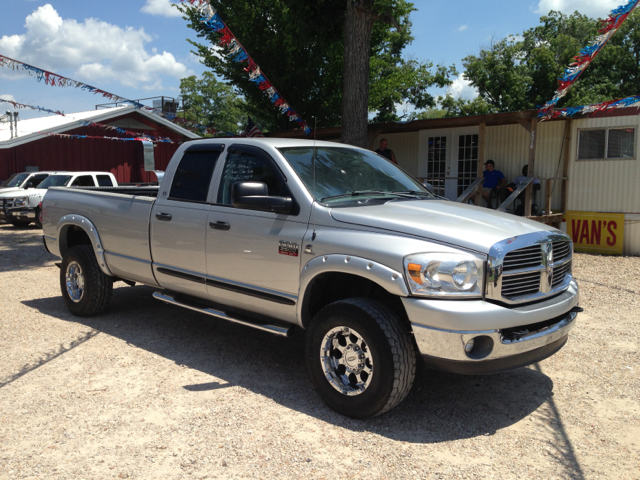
43,138 -> 580,418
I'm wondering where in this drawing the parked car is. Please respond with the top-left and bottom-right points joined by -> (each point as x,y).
0,171 -> 55,223
0,171 -> 52,194
1,171 -> 118,228
43,138 -> 580,418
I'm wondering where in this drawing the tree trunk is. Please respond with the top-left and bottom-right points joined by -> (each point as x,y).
341,0 -> 376,148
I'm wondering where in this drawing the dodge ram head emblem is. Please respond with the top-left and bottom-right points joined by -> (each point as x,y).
542,242 -> 553,292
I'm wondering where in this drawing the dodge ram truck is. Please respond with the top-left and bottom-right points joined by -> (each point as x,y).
42,138 -> 580,418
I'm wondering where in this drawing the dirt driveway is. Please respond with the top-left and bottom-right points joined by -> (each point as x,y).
0,224 -> 638,479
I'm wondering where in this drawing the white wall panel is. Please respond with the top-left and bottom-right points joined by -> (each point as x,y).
623,215 -> 640,256
567,115 -> 640,215
373,132 -> 420,176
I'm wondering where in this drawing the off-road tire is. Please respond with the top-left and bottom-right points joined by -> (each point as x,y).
34,207 -> 43,229
306,298 -> 416,418
60,245 -> 113,317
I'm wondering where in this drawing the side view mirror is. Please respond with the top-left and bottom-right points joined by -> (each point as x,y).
231,181 -> 292,214
24,182 -> 34,189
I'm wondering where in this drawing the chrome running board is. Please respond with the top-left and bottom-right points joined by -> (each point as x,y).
152,291 -> 292,337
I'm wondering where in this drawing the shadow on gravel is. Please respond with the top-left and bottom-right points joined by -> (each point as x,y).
0,223 -> 53,272
23,286 -> 554,445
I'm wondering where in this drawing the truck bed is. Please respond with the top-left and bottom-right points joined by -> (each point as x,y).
44,187 -> 159,286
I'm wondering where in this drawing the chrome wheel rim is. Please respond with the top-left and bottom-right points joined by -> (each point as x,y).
320,327 -> 373,396
65,261 -> 85,303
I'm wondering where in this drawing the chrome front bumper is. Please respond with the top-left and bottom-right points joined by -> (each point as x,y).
405,280 -> 580,374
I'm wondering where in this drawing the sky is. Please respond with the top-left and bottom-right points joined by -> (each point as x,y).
0,0 -> 629,121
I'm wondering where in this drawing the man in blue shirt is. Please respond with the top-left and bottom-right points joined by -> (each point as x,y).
482,159 -> 506,207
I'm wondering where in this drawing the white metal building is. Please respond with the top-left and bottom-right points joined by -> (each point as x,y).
273,109 -> 640,256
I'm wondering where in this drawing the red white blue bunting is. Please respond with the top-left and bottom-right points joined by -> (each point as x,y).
0,55 -> 232,136
539,0 -> 640,119
80,122 -> 174,143
41,132 -> 162,142
0,97 -> 65,116
181,0 -> 312,135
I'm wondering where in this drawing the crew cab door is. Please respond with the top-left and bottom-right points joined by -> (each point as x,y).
205,144 -> 309,321
151,144 -> 224,297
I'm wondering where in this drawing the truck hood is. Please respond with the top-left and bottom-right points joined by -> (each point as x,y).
0,187 -> 23,196
329,200 -> 557,254
0,188 -> 43,200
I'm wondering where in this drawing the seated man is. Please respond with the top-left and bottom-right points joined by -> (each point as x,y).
482,159 -> 506,208
509,164 -> 541,216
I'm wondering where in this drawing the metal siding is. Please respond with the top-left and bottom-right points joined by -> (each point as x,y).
485,121 -> 566,213
568,115 -> 640,214
624,215 -> 640,256
373,132 -> 420,176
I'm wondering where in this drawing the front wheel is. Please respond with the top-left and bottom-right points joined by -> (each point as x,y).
9,218 -> 31,227
306,298 -> 416,418
34,207 -> 43,229
60,245 -> 113,316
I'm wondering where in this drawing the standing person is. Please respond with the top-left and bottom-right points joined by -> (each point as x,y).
375,138 -> 397,165
482,159 -> 506,207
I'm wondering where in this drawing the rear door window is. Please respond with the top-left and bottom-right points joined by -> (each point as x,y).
169,149 -> 223,203
71,176 -> 96,187
96,175 -> 114,187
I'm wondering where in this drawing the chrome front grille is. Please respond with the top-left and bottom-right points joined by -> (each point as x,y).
552,260 -> 572,288
503,245 -> 542,271
502,271 -> 541,297
552,241 -> 571,262
487,233 -> 574,305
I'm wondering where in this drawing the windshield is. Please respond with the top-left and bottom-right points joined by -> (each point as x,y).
37,175 -> 73,189
1,173 -> 29,188
278,147 -> 433,205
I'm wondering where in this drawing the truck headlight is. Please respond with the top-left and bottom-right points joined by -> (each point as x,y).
13,197 -> 27,207
404,253 -> 485,298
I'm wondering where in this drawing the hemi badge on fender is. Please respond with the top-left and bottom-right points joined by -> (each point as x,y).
279,241 -> 299,257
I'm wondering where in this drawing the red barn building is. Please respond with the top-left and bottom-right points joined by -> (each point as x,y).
0,106 -> 200,183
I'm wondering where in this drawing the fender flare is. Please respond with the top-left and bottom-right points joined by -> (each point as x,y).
297,254 -> 410,324
57,214 -> 113,277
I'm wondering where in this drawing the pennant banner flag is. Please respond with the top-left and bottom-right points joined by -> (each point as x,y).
541,95 -> 640,119
0,97 -> 65,116
181,0 -> 312,135
540,0 -> 640,120
41,132 -> 164,142
0,55 -> 233,137
80,122 -> 174,143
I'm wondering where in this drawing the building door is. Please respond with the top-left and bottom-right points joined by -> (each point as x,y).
457,132 -> 480,197
419,127 -> 480,200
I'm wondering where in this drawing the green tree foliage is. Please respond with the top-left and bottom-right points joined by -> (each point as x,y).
365,1 -> 454,123
409,95 -> 495,120
180,1 -> 452,131
179,72 -> 247,135
462,10 -> 640,113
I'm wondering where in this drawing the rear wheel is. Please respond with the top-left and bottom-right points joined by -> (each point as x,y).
306,298 -> 416,418
60,245 -> 113,316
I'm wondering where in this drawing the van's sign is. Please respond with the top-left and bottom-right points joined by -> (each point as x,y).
563,211 -> 625,255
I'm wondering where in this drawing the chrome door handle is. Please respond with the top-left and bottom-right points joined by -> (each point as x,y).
210,221 -> 230,231
156,213 -> 172,221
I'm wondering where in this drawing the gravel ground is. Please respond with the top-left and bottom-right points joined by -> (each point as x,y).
0,223 -> 638,480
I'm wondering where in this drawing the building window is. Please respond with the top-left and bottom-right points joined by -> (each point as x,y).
578,128 -> 635,160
